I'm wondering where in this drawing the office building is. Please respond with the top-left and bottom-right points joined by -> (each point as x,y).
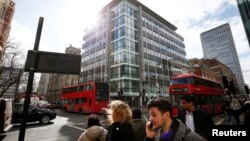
80,0 -> 188,106
201,23 -> 246,95
237,0 -> 250,47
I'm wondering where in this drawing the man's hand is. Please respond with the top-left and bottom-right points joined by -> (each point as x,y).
145,121 -> 157,139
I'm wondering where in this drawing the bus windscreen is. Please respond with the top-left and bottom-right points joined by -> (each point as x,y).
96,82 -> 109,101
171,77 -> 193,85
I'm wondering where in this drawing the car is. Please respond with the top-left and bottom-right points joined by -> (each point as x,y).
41,103 -> 57,109
12,103 -> 56,124
0,98 -> 13,133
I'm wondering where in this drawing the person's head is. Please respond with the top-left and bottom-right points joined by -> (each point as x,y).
110,100 -> 132,122
180,95 -> 195,112
87,114 -> 100,128
132,108 -> 142,119
232,97 -> 237,102
147,98 -> 172,129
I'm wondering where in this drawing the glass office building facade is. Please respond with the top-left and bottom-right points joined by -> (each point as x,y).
80,0 -> 187,106
201,23 -> 246,95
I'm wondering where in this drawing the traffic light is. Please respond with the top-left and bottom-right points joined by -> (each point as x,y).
118,91 -> 121,97
120,88 -> 124,96
142,89 -> 145,97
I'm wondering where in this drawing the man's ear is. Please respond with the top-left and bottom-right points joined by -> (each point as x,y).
164,112 -> 170,119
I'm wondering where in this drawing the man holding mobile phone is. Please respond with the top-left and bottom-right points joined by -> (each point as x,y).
145,98 -> 205,141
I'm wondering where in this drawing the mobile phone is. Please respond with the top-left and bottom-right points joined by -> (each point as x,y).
148,122 -> 157,132
149,122 -> 153,129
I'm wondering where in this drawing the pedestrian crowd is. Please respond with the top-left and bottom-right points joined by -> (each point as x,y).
78,95 -> 250,141
223,95 -> 250,125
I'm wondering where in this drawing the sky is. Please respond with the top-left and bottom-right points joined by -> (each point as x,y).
10,0 -> 250,86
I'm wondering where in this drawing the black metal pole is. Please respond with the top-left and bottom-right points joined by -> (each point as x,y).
18,17 -> 44,141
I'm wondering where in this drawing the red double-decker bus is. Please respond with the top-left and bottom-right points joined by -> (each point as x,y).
61,82 -> 109,113
169,74 -> 225,115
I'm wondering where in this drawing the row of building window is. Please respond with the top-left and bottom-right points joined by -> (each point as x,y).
110,73 -> 140,79
142,24 -> 184,48
111,38 -> 138,53
110,80 -> 140,93
83,54 -> 104,65
111,2 -> 137,20
111,14 -> 138,30
81,74 -> 106,82
82,60 -> 106,72
111,26 -> 138,41
142,15 -> 183,44
143,83 -> 167,94
83,31 -> 106,49
110,51 -> 139,65
83,48 -> 106,61
143,27 -> 185,56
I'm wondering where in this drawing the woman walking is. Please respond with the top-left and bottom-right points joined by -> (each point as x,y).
105,100 -> 134,141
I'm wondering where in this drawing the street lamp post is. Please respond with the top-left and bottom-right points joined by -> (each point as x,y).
167,59 -> 172,98
120,80 -> 125,101
141,81 -> 146,106
156,82 -> 159,98
167,59 -> 172,84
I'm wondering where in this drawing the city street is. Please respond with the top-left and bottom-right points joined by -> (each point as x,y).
0,109 -> 246,141
1,109 -> 98,141
0,0 -> 250,140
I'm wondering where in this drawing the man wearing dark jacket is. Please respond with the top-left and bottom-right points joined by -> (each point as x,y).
179,95 -> 214,140
145,98 -> 205,141
132,109 -> 146,141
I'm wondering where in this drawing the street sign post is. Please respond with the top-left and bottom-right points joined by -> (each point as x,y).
18,17 -> 81,141
24,50 -> 81,74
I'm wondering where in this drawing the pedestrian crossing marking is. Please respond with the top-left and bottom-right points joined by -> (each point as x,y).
66,124 -> 86,131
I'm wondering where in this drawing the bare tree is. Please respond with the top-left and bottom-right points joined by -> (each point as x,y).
0,39 -> 24,98
18,72 -> 39,93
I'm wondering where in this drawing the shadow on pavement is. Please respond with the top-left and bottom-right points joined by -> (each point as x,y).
58,125 -> 82,141
0,135 -> 6,140
10,122 -> 54,132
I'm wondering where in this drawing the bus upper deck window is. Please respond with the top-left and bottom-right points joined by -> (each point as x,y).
189,77 -> 195,84
87,84 -> 93,90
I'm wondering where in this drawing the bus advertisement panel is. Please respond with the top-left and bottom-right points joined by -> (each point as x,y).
61,82 -> 109,113
169,74 -> 225,115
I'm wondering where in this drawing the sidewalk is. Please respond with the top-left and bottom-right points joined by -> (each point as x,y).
213,114 -> 226,125
218,113 -> 245,125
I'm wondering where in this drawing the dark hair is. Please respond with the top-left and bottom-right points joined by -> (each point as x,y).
180,95 -> 194,103
132,108 -> 142,119
147,98 -> 172,115
87,114 -> 100,128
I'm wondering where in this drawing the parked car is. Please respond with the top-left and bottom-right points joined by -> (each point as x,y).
12,103 -> 56,124
41,103 -> 57,109
0,98 -> 13,133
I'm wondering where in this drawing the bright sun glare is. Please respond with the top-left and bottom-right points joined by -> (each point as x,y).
78,1 -> 103,30
58,0 -> 112,49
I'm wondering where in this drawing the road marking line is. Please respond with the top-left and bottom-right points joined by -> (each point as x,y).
72,122 -> 86,125
215,118 -> 225,125
67,125 -> 86,131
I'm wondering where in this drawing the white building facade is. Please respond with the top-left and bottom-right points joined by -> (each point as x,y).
80,0 -> 188,106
